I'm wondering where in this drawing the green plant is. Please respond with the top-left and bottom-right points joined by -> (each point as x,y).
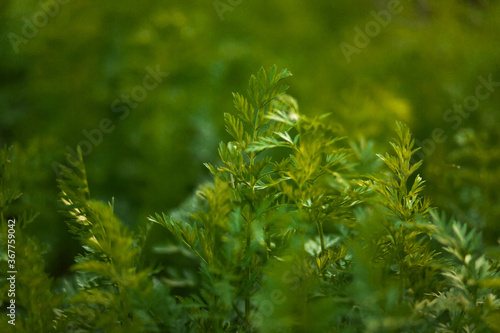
1,66 -> 498,332
0,146 -> 61,332
150,66 -> 500,332
54,148 -> 182,332
0,146 -> 183,332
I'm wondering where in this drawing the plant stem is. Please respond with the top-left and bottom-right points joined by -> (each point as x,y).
245,222 -> 251,324
317,221 -> 325,255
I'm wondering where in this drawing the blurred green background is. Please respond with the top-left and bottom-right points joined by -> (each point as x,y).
1,0 -> 499,277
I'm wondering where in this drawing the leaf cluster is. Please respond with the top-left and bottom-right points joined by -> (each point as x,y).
151,67 -> 500,332
0,66 -> 499,332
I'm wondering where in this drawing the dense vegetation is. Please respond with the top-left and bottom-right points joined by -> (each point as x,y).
1,0 -> 500,331
1,66 -> 499,332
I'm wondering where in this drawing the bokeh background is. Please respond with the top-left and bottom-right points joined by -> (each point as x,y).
1,0 -> 499,278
